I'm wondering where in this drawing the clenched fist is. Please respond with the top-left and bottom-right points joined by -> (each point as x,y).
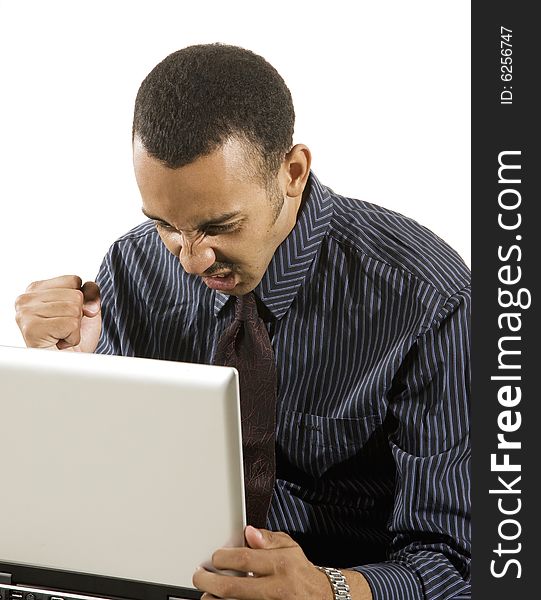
15,275 -> 101,353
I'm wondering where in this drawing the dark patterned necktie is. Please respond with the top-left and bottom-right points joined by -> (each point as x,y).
213,292 -> 277,529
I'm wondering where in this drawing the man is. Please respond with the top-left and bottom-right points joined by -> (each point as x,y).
15,44 -> 471,600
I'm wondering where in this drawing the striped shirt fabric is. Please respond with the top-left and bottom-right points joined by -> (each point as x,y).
95,171 -> 471,600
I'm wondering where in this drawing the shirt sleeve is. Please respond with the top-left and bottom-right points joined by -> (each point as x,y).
353,285 -> 471,600
94,251 -> 122,355
93,241 -> 161,358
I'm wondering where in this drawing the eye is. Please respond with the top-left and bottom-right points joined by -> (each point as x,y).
204,223 -> 239,236
155,221 -> 176,232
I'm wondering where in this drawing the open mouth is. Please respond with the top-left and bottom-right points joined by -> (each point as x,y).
202,272 -> 237,291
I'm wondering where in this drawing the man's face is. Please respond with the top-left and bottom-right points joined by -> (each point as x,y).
133,136 -> 299,296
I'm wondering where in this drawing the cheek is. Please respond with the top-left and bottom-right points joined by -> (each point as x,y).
232,234 -> 266,262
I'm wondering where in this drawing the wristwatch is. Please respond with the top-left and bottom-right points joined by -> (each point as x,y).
316,566 -> 352,600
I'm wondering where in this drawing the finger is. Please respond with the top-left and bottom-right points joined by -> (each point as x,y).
60,319 -> 83,346
193,568 -> 268,600
17,315 -> 82,349
40,316 -> 82,347
25,301 -> 83,320
16,288 -> 84,308
81,281 -> 101,316
245,526 -> 297,551
212,547 -> 274,575
25,275 -> 83,292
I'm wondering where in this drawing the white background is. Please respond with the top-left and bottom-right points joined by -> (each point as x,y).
0,0 -> 470,347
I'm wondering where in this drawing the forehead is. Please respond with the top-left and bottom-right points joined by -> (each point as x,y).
133,137 -> 264,217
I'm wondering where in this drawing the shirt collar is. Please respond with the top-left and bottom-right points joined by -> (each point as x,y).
213,170 -> 333,319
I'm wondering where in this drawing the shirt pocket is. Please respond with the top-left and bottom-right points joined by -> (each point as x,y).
278,409 -> 382,478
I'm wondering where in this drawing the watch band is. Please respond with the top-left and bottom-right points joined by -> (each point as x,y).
316,566 -> 352,600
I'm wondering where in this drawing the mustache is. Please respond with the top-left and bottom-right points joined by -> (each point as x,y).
203,263 -> 236,277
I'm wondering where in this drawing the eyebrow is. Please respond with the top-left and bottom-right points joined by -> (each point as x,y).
141,208 -> 243,229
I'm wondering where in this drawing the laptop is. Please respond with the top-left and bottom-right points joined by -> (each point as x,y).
0,345 -> 246,600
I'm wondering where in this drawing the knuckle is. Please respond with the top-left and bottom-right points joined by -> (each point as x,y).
211,550 -> 221,567
219,580 -> 234,598
237,548 -> 251,569
271,585 -> 289,600
14,303 -> 25,321
18,320 -> 30,340
14,294 -> 26,311
67,302 -> 83,317
71,275 -> 82,287
275,556 -> 288,575
25,280 -> 41,292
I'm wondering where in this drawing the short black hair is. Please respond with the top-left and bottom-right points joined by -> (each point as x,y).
133,43 -> 295,189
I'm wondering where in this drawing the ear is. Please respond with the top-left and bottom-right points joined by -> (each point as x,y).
282,144 -> 312,198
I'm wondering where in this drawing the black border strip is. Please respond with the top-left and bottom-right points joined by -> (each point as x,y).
472,1 -> 540,596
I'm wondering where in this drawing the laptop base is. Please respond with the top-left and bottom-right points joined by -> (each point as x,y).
0,564 -> 201,600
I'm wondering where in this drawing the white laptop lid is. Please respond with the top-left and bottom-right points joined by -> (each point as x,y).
0,345 -> 245,592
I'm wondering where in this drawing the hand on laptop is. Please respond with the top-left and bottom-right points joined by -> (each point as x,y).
15,275 -> 101,352
192,525 -> 372,600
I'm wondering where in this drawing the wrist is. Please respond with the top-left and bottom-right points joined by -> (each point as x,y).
316,566 -> 352,600
342,569 -> 373,600
314,566 -> 335,600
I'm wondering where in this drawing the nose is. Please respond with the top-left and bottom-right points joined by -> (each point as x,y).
178,236 -> 216,275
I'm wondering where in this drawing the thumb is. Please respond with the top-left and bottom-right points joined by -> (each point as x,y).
244,526 -> 297,550
81,281 -> 101,317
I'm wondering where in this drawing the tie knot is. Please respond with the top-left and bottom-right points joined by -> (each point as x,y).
235,292 -> 259,322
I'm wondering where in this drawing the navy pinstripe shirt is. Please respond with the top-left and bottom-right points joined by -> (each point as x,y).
95,171 -> 471,600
